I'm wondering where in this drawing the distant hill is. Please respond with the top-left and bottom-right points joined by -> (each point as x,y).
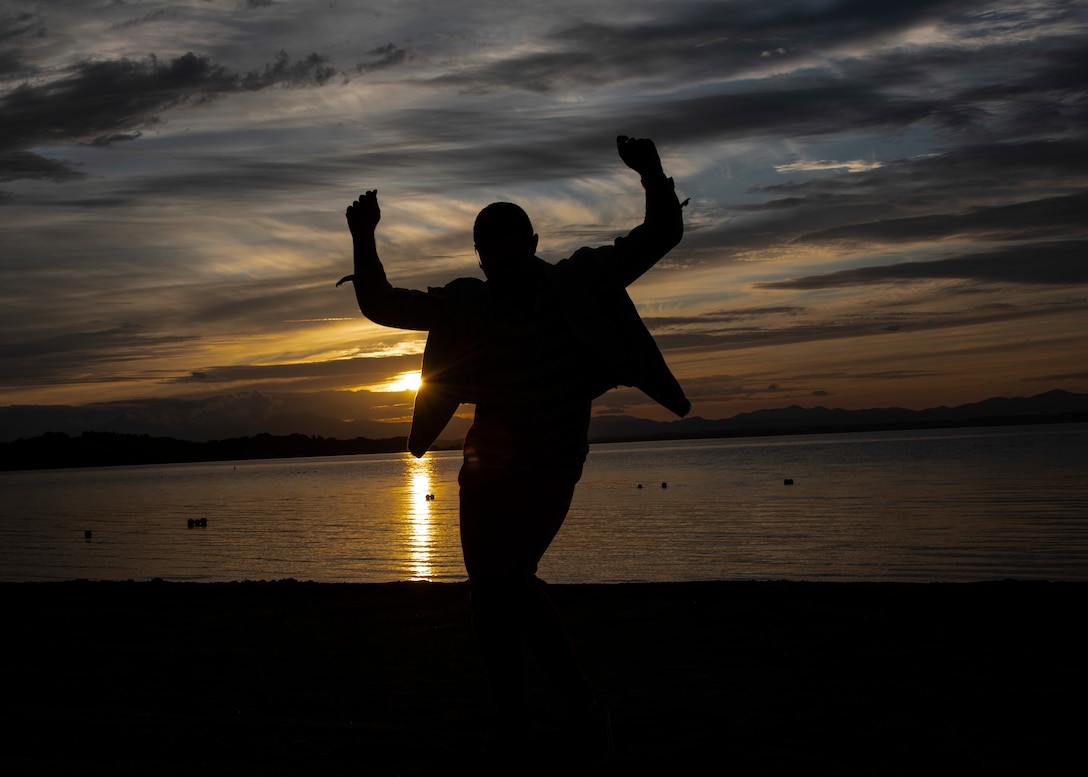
0,431 -> 413,471
586,389 -> 1088,442
0,395 -> 414,443
2,390 -> 1084,470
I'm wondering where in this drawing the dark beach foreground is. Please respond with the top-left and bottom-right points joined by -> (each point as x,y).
4,579 -> 1083,776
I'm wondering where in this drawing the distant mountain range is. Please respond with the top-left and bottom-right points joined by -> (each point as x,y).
2,390 -> 1085,470
0,394 -> 419,443
586,389 -> 1088,442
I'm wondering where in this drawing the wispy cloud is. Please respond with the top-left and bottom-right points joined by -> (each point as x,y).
776,159 -> 882,174
761,241 -> 1088,289
0,49 -> 336,179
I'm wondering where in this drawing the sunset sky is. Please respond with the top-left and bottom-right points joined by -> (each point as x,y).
2,0 -> 1086,441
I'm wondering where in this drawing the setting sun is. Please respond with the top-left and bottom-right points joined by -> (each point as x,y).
384,371 -> 423,393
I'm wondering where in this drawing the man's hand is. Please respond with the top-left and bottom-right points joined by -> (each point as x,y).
617,135 -> 665,179
346,189 -> 381,237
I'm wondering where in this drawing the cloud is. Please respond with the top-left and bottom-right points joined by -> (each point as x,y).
0,151 -> 86,182
0,49 -> 25,78
0,322 -> 200,387
761,241 -> 1088,289
776,159 -> 882,174
0,49 -> 337,179
684,137 -> 1088,274
167,352 -> 423,389
355,44 -> 409,74
751,140 -> 1088,208
637,292 -> 1088,361
242,50 -> 337,89
799,192 -> 1088,245
109,7 -> 186,32
0,8 -> 44,47
429,0 -> 986,94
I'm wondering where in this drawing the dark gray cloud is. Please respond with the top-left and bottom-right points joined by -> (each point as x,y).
0,323 -> 199,386
417,0 -> 1085,157
649,295 -> 1087,354
642,307 -> 806,330
762,241 -> 1088,290
23,0 -> 1075,219
2,52 -> 228,152
434,0 -> 982,93
89,154 -> 351,208
0,8 -> 44,46
355,44 -> 409,74
676,139 -> 1088,269
752,140 -> 1088,206
109,7 -> 185,32
655,322 -> 910,353
0,151 -> 86,182
653,41 -> 1086,150
242,50 -> 337,89
0,49 -> 337,179
800,192 -> 1088,245
322,15 -> 1087,210
0,49 -> 24,78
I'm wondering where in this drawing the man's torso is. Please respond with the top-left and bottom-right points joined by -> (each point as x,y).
464,262 -> 601,470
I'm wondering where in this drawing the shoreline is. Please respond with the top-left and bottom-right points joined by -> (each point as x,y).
5,579 -> 1083,775
4,414 -> 1084,472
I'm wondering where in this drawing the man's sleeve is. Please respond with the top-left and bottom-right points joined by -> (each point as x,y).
602,175 -> 684,288
351,257 -> 444,332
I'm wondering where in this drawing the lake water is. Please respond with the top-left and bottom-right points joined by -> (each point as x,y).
2,424 -> 1086,583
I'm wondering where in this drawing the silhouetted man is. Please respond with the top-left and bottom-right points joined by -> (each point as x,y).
338,136 -> 689,756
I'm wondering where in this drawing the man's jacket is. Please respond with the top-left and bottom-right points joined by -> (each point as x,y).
347,175 -> 690,457
409,250 -> 690,456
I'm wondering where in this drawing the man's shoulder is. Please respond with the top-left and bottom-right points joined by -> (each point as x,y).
557,245 -> 608,265
549,245 -> 614,287
429,275 -> 486,297
551,245 -> 610,270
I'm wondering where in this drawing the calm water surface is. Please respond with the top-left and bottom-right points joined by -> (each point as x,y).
2,424 -> 1085,583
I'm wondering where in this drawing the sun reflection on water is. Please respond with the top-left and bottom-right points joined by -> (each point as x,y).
405,455 -> 435,581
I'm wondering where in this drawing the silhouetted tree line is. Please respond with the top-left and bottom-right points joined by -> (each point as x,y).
0,431 -> 412,471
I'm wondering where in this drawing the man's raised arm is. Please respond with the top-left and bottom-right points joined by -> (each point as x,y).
337,189 -> 439,332
606,136 -> 685,288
